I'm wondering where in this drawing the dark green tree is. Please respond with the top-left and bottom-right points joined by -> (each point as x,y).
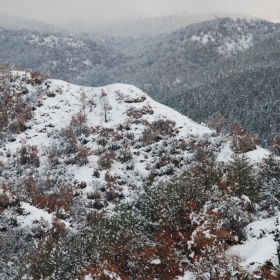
227,153 -> 259,203
259,155 -> 280,214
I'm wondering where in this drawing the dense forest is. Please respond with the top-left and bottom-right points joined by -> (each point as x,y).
0,18 -> 279,97
159,31 -> 280,146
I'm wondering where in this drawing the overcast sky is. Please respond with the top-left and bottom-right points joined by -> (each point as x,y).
0,0 -> 280,24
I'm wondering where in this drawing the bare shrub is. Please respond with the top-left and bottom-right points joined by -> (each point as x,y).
19,144 -> 40,167
74,145 -> 91,165
118,146 -> 132,163
229,122 -> 246,137
126,104 -> 154,119
70,111 -> 87,136
98,149 -> 116,169
60,127 -> 78,154
207,112 -> 226,133
269,135 -> 280,155
124,95 -> 146,103
231,133 -> 259,153
0,184 -> 20,211
142,119 -> 177,145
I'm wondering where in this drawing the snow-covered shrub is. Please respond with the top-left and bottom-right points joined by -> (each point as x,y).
226,153 -> 259,203
0,184 -> 20,211
70,110 -> 87,136
117,146 -> 132,163
231,133 -> 259,153
19,144 -> 40,167
126,104 -> 154,120
207,112 -> 226,133
269,135 -> 280,155
98,149 -> 116,169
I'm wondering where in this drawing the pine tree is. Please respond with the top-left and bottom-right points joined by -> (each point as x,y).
259,155 -> 280,214
227,153 -> 259,203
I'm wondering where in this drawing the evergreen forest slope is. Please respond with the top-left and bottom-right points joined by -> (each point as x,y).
0,18 -> 279,98
159,31 -> 280,146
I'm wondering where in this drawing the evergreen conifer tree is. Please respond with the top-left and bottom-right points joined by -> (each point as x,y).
227,153 -> 259,203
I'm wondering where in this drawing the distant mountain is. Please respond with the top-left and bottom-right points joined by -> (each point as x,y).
0,28 -> 129,84
0,13 -> 56,32
159,31 -> 280,146
95,17 -> 280,97
1,17 -> 279,99
75,12 -> 219,37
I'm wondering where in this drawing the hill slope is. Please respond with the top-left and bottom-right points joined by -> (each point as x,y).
0,66 -> 279,279
159,31 -> 280,146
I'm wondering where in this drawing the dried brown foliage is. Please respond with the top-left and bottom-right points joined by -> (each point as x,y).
74,144 -> 92,165
0,183 -> 20,211
229,122 -> 246,137
126,104 -> 154,119
98,149 -> 116,169
142,119 -> 177,145
269,135 -> 280,155
207,112 -> 226,133
31,184 -> 74,215
231,133 -> 259,153
19,144 -> 40,167
70,111 -> 87,136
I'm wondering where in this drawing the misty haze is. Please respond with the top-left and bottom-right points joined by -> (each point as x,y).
1,1 -> 280,280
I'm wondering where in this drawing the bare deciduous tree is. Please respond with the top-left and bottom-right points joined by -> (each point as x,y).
100,89 -> 112,123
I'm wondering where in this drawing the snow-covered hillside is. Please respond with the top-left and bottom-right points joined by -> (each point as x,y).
0,70 -> 213,225
1,67 -> 280,279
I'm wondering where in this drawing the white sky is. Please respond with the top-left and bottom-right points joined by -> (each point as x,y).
0,0 -> 280,23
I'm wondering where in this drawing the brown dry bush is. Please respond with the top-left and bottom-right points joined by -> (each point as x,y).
60,127 -> 78,154
74,144 -> 92,165
269,135 -> 280,155
149,119 -> 176,136
229,122 -> 246,137
0,183 -> 20,211
31,184 -> 74,215
207,112 -> 226,133
105,171 -> 117,190
28,71 -> 49,86
70,111 -> 87,136
142,119 -> 177,145
98,149 -> 116,169
19,144 -> 40,167
231,133 -> 259,153
126,104 -> 154,119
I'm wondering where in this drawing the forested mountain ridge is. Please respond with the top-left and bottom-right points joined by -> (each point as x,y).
1,65 -> 280,279
99,17 -> 280,97
158,30 -> 280,146
0,17 -> 279,98
0,28 -> 130,84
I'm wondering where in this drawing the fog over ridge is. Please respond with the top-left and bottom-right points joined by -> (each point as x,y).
0,0 -> 280,25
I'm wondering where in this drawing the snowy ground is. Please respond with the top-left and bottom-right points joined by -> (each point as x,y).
3,72 -> 278,279
230,214 -> 280,273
